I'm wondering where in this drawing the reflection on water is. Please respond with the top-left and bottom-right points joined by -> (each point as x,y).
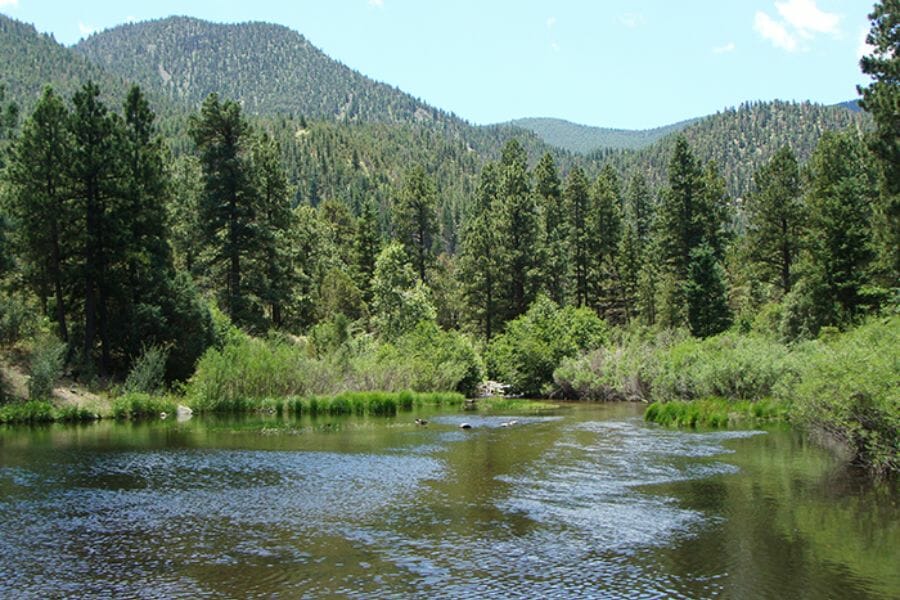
0,404 -> 897,598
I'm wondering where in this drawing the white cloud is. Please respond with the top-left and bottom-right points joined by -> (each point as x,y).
368,0 -> 384,8
775,0 -> 840,36
546,16 -> 556,29
619,13 -> 645,29
713,42 -> 736,54
550,42 -> 560,53
78,21 -> 97,37
754,11 -> 798,51
0,0 -> 19,7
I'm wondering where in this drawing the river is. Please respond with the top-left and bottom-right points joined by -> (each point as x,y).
0,403 -> 897,598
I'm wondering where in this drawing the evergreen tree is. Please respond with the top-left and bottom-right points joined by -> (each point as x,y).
618,173 -> 654,320
4,87 -> 72,342
699,160 -> 733,260
458,163 -> 502,340
565,166 -> 592,308
657,136 -> 705,279
534,153 -> 567,305
354,197 -> 382,305
745,146 -> 804,295
496,139 -> 540,321
857,0 -> 899,284
249,132 -> 295,328
189,93 -> 259,327
395,164 -> 438,282
786,131 -> 878,335
69,81 -> 128,375
684,244 -> 732,337
589,164 -> 623,318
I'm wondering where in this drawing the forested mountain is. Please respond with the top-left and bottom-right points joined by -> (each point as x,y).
74,16 -> 460,125
0,15 -> 142,112
507,116 -> 701,154
597,100 -> 869,198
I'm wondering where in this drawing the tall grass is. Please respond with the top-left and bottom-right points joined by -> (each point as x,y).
193,390 -> 465,416
112,392 -> 177,420
0,400 -> 96,424
645,397 -> 787,428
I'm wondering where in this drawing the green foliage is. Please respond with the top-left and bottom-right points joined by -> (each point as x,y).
554,329 -> 790,403
380,321 -> 483,397
123,345 -> 169,394
684,244 -> 732,337
787,316 -> 899,474
111,392 -> 177,420
371,242 -> 436,340
27,335 -> 65,401
395,165 -> 438,282
488,295 -> 607,396
0,400 -> 96,424
645,397 -> 787,428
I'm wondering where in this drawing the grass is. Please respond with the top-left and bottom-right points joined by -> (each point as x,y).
0,400 -> 98,424
192,390 -> 466,417
111,392 -> 178,420
644,397 -> 788,428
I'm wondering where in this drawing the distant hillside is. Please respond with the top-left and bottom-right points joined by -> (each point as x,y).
507,116 -> 701,154
834,99 -> 862,112
599,100 -> 869,198
0,15 -> 142,112
74,16 -> 459,125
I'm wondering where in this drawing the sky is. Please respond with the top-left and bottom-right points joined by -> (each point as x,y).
0,0 -> 878,129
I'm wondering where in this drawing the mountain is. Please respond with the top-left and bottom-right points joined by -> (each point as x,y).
505,116 -> 702,154
0,15 -> 145,112
74,16 -> 460,125
597,100 -> 868,198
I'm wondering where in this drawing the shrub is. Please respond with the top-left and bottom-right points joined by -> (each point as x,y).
124,345 -> 169,394
785,316 -> 899,474
489,296 -> 607,397
112,392 -> 177,420
27,335 -> 66,401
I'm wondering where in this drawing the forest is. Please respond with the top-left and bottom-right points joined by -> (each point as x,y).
0,2 -> 896,476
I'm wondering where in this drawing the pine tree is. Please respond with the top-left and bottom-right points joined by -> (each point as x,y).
394,164 -> 438,282
618,173 -> 654,320
354,197 -> 382,305
589,164 -> 623,318
458,163 -> 502,340
534,153 -> 567,305
496,139 -> 540,321
745,146 -> 804,295
857,0 -> 899,284
657,136 -> 705,280
4,87 -> 72,342
787,131 -> 878,335
189,93 -> 259,327
684,244 -> 732,337
69,81 -> 128,375
565,166 -> 592,308
250,132 -> 294,328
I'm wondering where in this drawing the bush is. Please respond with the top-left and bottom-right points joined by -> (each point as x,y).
124,345 -> 169,394
489,296 -> 607,397
554,329 -> 791,403
27,335 -> 66,400
785,317 -> 899,474
112,392 -> 177,420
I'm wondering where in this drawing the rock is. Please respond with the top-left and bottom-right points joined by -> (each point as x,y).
176,405 -> 193,422
414,418 -> 428,426
459,423 -> 472,429
159,412 -> 168,420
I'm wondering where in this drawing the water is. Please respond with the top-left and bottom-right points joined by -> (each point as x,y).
0,403 -> 896,598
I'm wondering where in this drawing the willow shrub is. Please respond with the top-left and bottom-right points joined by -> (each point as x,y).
554,329 -> 791,402
187,322 -> 483,411
488,296 -> 608,397
786,316 -> 899,474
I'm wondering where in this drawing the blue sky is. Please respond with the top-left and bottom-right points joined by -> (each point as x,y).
0,1 -> 877,129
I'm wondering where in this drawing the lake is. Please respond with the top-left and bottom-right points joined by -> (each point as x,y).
0,403 -> 897,598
